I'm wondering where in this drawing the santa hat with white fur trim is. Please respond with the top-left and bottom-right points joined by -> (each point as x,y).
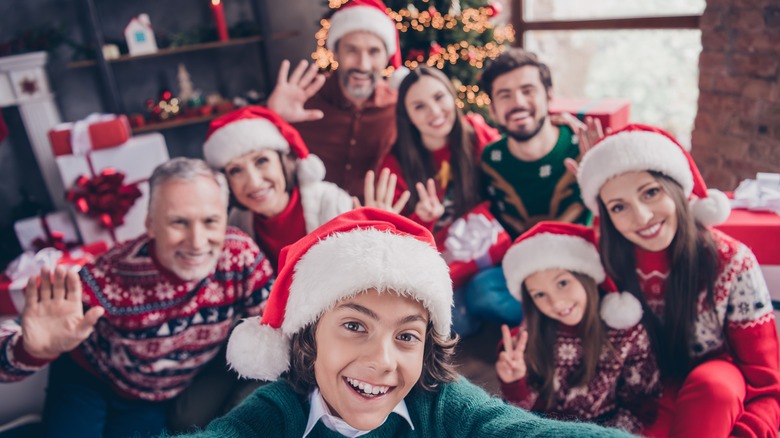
576,123 -> 731,226
502,222 -> 642,330
202,106 -> 325,185
226,207 -> 453,380
327,0 -> 408,87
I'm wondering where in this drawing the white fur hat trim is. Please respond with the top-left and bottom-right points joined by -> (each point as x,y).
203,119 -> 288,169
502,233 -> 605,301
599,292 -> 643,330
577,130 -> 693,215
326,6 -> 397,56
283,228 -> 452,338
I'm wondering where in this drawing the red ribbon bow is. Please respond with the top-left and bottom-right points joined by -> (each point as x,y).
66,168 -> 142,230
32,230 -> 68,252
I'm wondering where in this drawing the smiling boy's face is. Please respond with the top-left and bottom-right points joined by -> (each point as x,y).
313,288 -> 428,431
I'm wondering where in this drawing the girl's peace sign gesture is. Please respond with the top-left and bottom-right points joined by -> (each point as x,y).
495,324 -> 529,384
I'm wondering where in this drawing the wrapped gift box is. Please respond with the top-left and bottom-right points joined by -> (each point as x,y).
55,133 -> 169,245
549,98 -> 631,132
0,242 -> 108,315
441,203 -> 512,289
48,114 -> 132,157
14,211 -> 80,252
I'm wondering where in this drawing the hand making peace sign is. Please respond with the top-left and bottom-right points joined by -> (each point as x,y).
413,178 -> 445,223
495,324 -> 529,384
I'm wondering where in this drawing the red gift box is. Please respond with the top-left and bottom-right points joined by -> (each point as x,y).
549,98 -> 631,132
441,203 -> 512,289
48,114 -> 131,157
0,242 -> 108,315
55,133 -> 169,245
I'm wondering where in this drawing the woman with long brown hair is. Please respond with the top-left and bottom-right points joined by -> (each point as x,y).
573,124 -> 780,436
497,222 -> 659,433
372,65 -> 499,232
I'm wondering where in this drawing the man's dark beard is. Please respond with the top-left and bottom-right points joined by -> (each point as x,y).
503,115 -> 547,142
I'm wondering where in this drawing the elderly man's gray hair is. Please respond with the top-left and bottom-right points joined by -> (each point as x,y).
147,157 -> 230,214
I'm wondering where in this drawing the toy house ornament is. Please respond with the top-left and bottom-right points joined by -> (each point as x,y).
125,14 -> 158,56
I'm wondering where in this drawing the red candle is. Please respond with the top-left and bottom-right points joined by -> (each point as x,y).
210,0 -> 229,42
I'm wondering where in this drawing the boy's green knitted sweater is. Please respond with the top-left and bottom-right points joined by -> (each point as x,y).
177,377 -> 635,437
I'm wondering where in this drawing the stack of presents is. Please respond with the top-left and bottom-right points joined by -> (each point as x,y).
1,114 -> 169,316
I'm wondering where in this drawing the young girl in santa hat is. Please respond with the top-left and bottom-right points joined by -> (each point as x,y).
497,221 -> 660,433
179,208 -> 632,437
573,123 -> 780,436
202,106 -> 354,271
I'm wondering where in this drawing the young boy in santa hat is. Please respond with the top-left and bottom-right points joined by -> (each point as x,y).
177,208 -> 633,437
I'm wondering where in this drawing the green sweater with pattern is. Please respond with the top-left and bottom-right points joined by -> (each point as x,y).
175,377 -> 635,437
481,126 -> 591,239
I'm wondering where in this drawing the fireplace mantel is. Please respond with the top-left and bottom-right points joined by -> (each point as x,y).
0,52 -> 64,208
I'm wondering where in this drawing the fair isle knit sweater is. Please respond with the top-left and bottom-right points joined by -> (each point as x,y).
500,324 -> 661,433
0,227 -> 274,401
176,378 -> 634,437
635,228 -> 780,436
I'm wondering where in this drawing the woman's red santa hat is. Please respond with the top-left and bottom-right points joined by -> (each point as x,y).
202,106 -> 326,185
326,0 -> 408,87
502,222 -> 643,330
226,207 -> 453,380
576,123 -> 731,226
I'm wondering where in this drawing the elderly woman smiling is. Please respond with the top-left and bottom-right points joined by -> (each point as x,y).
202,106 -> 353,270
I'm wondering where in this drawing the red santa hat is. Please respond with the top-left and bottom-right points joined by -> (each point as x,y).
326,0 -> 402,72
577,123 -> 731,226
202,106 -> 325,185
502,222 -> 642,330
226,207 -> 454,380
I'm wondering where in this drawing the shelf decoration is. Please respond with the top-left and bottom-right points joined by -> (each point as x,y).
210,0 -> 230,42
125,14 -> 158,56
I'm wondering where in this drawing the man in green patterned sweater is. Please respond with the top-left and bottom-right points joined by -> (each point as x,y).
481,48 -> 591,239
461,48 -> 594,332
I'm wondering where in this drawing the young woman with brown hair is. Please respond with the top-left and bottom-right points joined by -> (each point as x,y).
574,123 -> 780,436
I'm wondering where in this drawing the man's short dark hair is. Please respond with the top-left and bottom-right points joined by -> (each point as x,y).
480,48 -> 553,99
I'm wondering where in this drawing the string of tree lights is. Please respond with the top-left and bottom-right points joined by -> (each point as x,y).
312,0 -> 514,115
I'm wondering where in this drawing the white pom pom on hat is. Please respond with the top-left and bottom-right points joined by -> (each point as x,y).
226,207 -> 454,380
576,123 -> 731,226
202,106 -> 326,186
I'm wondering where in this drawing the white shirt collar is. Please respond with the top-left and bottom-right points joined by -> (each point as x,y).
303,387 -> 415,437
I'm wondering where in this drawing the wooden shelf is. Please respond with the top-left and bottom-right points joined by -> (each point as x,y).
131,113 -> 222,134
67,31 -> 299,69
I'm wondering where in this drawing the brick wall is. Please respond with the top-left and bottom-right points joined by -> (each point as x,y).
692,0 -> 780,190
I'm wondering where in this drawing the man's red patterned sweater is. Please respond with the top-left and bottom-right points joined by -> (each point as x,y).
0,227 -> 274,401
636,228 -> 780,437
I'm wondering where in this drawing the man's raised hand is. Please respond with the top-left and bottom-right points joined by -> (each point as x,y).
21,267 -> 105,359
267,60 -> 326,123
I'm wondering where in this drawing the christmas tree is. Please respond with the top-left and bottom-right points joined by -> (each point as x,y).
312,0 -> 514,116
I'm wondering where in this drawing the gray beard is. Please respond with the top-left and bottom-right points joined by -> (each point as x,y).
338,69 -> 378,100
